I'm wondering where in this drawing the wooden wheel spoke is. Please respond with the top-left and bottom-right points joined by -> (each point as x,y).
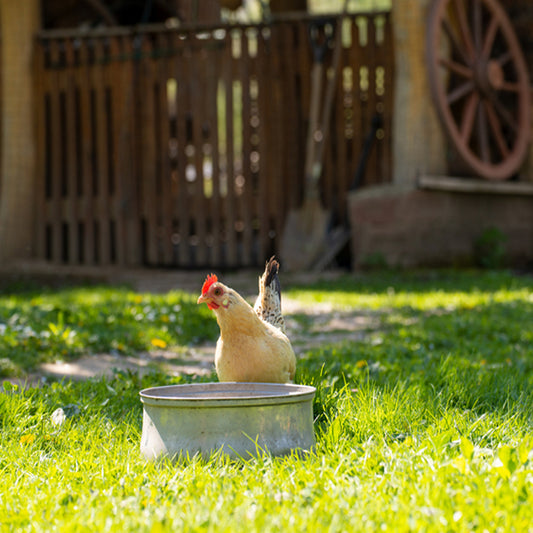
484,100 -> 510,157
477,100 -> 490,162
460,92 -> 479,142
490,93 -> 518,132
442,18 -> 471,66
438,57 -> 473,79
453,0 -> 476,60
481,15 -> 499,59
499,81 -> 520,93
497,50 -> 512,66
447,80 -> 475,104
473,0 -> 483,52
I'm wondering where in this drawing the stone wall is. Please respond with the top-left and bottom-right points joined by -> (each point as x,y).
348,184 -> 533,268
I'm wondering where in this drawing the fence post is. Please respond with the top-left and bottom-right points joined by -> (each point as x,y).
0,0 -> 40,263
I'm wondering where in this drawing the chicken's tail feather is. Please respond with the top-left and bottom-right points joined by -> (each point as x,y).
254,256 -> 286,333
264,256 -> 281,299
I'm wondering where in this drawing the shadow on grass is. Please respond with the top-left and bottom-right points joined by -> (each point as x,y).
287,268 -> 533,296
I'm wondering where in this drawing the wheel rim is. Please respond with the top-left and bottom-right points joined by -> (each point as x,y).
426,0 -> 531,180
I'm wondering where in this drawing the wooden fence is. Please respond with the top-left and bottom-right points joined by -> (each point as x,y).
34,12 -> 393,268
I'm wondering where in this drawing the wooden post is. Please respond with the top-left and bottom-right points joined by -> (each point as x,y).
0,0 -> 40,263
391,0 -> 447,186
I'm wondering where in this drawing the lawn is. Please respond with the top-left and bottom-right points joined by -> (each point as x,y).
1,269 -> 532,532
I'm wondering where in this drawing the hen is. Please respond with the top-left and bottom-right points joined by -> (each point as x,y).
197,257 -> 296,383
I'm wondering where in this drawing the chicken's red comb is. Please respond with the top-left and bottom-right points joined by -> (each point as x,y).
201,273 -> 218,295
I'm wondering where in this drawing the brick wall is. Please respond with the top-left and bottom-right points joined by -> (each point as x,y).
348,186 -> 533,268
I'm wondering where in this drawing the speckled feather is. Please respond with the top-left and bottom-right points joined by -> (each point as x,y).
253,257 -> 286,334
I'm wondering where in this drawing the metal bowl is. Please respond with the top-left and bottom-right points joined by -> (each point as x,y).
139,382 -> 316,460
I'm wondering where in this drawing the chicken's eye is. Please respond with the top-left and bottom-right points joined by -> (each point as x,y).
214,287 -> 222,296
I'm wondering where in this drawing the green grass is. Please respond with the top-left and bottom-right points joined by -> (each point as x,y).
1,269 -> 533,532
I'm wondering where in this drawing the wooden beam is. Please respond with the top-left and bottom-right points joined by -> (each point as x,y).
0,0 -> 40,263
391,0 -> 447,186
419,175 -> 533,195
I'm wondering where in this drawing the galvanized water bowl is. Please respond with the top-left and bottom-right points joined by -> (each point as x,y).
140,382 -> 316,460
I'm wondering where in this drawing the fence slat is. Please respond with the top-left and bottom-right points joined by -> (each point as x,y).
222,30 -> 237,267
48,40 -> 63,263
349,17 -> 363,189
139,36 -> 159,264
63,39 -> 79,264
92,39 -> 111,264
189,34 -> 208,266
379,13 -> 394,187
239,28 -> 254,266
207,33 -> 222,266
76,39 -> 96,264
255,29 -> 272,263
279,22 -> 300,231
156,33 -> 174,265
334,19 -> 351,223
364,16 -> 378,187
173,34 -> 190,267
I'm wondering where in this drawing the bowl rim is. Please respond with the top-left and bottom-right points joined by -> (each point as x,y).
139,382 -> 316,408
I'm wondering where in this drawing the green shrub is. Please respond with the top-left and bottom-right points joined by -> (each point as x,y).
473,227 -> 507,268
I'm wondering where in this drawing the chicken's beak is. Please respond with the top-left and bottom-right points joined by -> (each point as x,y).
197,294 -> 209,305
197,293 -> 220,310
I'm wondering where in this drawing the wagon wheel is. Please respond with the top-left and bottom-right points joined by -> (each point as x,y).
426,0 -> 531,180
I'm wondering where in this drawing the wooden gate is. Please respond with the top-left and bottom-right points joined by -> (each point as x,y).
34,12 -> 393,268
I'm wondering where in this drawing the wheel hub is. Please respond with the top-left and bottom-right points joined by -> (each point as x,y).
487,59 -> 505,90
474,58 -> 504,96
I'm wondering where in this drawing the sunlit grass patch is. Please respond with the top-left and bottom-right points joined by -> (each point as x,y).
287,269 -> 533,311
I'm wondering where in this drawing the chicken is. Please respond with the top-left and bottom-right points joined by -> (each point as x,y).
197,257 -> 296,383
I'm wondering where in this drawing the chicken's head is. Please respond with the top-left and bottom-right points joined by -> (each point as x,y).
197,274 -> 230,311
